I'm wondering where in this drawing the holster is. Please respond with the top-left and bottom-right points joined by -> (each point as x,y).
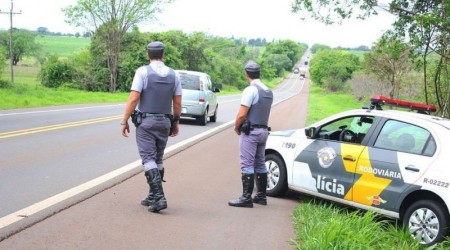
168,114 -> 175,135
131,110 -> 143,127
240,119 -> 251,135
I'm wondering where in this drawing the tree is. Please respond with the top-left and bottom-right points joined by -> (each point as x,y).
364,37 -> 413,99
0,29 -> 41,65
37,27 -> 49,35
309,49 -> 360,91
291,0 -> 450,117
63,0 -> 172,92
311,44 -> 331,53
263,40 -> 306,70
0,47 -> 7,85
264,54 -> 292,77
390,1 -> 450,117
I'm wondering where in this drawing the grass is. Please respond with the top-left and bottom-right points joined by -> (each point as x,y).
2,64 -> 41,85
35,35 -> 90,57
291,199 -> 423,249
306,85 -> 363,125
0,83 -> 128,109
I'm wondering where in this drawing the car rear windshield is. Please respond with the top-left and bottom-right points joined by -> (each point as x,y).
179,74 -> 201,90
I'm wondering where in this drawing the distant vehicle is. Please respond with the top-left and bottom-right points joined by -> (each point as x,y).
176,70 -> 220,125
299,67 -> 307,77
293,68 -> 299,74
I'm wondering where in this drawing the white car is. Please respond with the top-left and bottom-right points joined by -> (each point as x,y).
176,70 -> 220,125
264,95 -> 450,246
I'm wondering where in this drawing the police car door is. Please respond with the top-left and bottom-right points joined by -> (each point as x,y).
292,115 -> 373,202
351,119 -> 436,212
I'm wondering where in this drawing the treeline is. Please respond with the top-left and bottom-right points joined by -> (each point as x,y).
307,40 -> 449,118
37,29 -> 307,92
36,27 -> 92,38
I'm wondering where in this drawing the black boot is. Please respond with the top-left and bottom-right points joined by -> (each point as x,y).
252,173 -> 268,205
228,174 -> 254,208
140,171 -> 154,206
141,169 -> 165,206
146,168 -> 167,213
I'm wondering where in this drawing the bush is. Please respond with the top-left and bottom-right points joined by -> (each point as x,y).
39,55 -> 75,88
0,79 -> 11,88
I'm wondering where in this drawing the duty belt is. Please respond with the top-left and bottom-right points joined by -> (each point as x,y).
251,124 -> 271,131
142,113 -> 170,118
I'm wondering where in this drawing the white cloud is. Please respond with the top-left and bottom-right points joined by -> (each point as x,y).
1,0 -> 396,48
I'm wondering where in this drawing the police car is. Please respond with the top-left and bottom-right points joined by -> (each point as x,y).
264,96 -> 450,246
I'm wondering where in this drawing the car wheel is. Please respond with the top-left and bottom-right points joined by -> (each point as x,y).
197,110 -> 208,126
265,153 -> 288,197
403,199 -> 450,246
210,105 -> 218,123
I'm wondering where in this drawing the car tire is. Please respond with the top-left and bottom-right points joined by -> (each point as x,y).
197,110 -> 208,126
403,199 -> 450,246
210,105 -> 218,123
265,153 -> 288,197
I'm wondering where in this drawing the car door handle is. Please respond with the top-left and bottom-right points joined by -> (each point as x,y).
405,165 -> 420,172
343,156 -> 356,162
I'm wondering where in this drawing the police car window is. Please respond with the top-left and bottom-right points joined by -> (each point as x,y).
423,136 -> 436,156
179,74 -> 200,90
318,116 -> 374,143
374,120 -> 434,155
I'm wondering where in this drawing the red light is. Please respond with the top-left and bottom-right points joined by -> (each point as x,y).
199,98 -> 205,103
370,95 -> 436,113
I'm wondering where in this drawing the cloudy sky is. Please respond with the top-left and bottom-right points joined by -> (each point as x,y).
0,0 -> 396,48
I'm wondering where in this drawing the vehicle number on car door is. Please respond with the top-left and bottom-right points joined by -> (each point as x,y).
282,142 -> 296,149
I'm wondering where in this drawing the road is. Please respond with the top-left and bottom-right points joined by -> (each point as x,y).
0,66 -> 306,224
0,73 -> 310,249
0,74 -> 302,218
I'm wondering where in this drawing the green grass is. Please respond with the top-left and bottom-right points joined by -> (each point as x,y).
0,83 -> 128,109
306,85 -> 363,125
36,35 -> 90,57
2,64 -> 41,85
347,50 -> 368,59
291,199 -> 423,249
1,35 -> 90,87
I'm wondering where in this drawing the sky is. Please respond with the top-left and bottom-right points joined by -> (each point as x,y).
0,0 -> 397,48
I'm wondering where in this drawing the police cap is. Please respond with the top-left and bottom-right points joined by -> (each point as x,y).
147,41 -> 165,51
245,60 -> 260,72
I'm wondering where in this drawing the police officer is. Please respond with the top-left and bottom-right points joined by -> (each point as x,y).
121,41 -> 182,213
228,60 -> 273,208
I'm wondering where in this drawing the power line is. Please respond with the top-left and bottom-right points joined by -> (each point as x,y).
0,0 -> 22,85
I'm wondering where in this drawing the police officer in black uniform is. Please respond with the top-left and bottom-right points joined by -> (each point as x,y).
228,60 -> 273,208
121,41 -> 182,213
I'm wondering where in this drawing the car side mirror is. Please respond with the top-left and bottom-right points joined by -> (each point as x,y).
305,127 -> 316,138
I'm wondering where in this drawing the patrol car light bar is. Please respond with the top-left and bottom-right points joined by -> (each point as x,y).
370,95 -> 436,113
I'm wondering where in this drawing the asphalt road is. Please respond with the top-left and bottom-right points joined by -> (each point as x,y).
0,75 -> 310,249
0,72 -> 304,219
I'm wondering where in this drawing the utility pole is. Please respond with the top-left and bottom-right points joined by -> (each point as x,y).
0,0 -> 21,84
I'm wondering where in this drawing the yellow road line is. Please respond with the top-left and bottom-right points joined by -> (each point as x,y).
0,115 -> 122,139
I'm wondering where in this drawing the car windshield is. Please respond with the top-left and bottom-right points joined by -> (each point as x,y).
179,74 -> 201,90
